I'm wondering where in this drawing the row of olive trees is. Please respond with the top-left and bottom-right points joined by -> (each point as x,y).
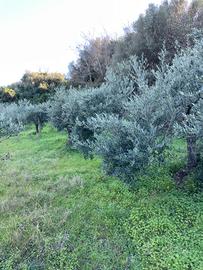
49,38 -> 203,184
1,38 -> 202,184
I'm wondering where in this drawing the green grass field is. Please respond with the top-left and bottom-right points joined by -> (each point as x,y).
0,126 -> 202,270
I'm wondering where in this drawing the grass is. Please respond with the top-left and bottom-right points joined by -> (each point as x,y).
0,125 -> 202,269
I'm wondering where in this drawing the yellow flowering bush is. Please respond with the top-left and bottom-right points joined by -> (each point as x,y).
3,87 -> 16,98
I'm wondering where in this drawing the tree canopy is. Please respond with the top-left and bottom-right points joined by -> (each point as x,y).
15,71 -> 67,103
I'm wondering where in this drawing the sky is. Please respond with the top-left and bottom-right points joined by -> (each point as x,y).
0,0 -> 163,86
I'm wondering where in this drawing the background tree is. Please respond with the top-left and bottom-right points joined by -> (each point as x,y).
188,0 -> 203,29
112,0 -> 203,67
68,36 -> 116,87
16,71 -> 67,103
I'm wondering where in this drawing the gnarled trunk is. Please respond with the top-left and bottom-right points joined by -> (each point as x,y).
187,135 -> 198,169
35,119 -> 41,135
35,123 -> 39,134
67,128 -> 73,146
175,134 -> 199,185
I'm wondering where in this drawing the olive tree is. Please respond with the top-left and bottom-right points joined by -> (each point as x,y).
26,102 -> 49,134
50,58 -> 147,153
85,38 -> 203,183
50,38 -> 203,184
0,100 -> 48,140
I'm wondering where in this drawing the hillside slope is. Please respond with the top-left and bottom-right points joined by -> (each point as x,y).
0,126 -> 202,270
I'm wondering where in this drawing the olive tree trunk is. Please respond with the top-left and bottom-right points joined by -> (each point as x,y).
175,134 -> 199,185
187,135 -> 198,169
67,127 -> 73,146
35,120 -> 41,134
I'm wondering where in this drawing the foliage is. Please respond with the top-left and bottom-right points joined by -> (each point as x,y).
68,36 -> 115,87
16,71 -> 67,103
48,87 -> 87,137
0,101 -> 28,138
68,54 -> 157,179
51,57 -> 148,156
73,38 -> 203,181
67,1 -> 203,83
86,115 -> 157,181
0,87 -> 17,103
0,100 -> 49,138
112,0 -> 203,67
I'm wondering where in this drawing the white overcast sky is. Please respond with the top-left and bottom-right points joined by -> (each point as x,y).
0,0 -> 163,85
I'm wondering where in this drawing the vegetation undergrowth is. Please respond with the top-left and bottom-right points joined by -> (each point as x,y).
0,125 -> 202,270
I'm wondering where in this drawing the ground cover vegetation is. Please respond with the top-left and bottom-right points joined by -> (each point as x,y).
0,126 -> 202,269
